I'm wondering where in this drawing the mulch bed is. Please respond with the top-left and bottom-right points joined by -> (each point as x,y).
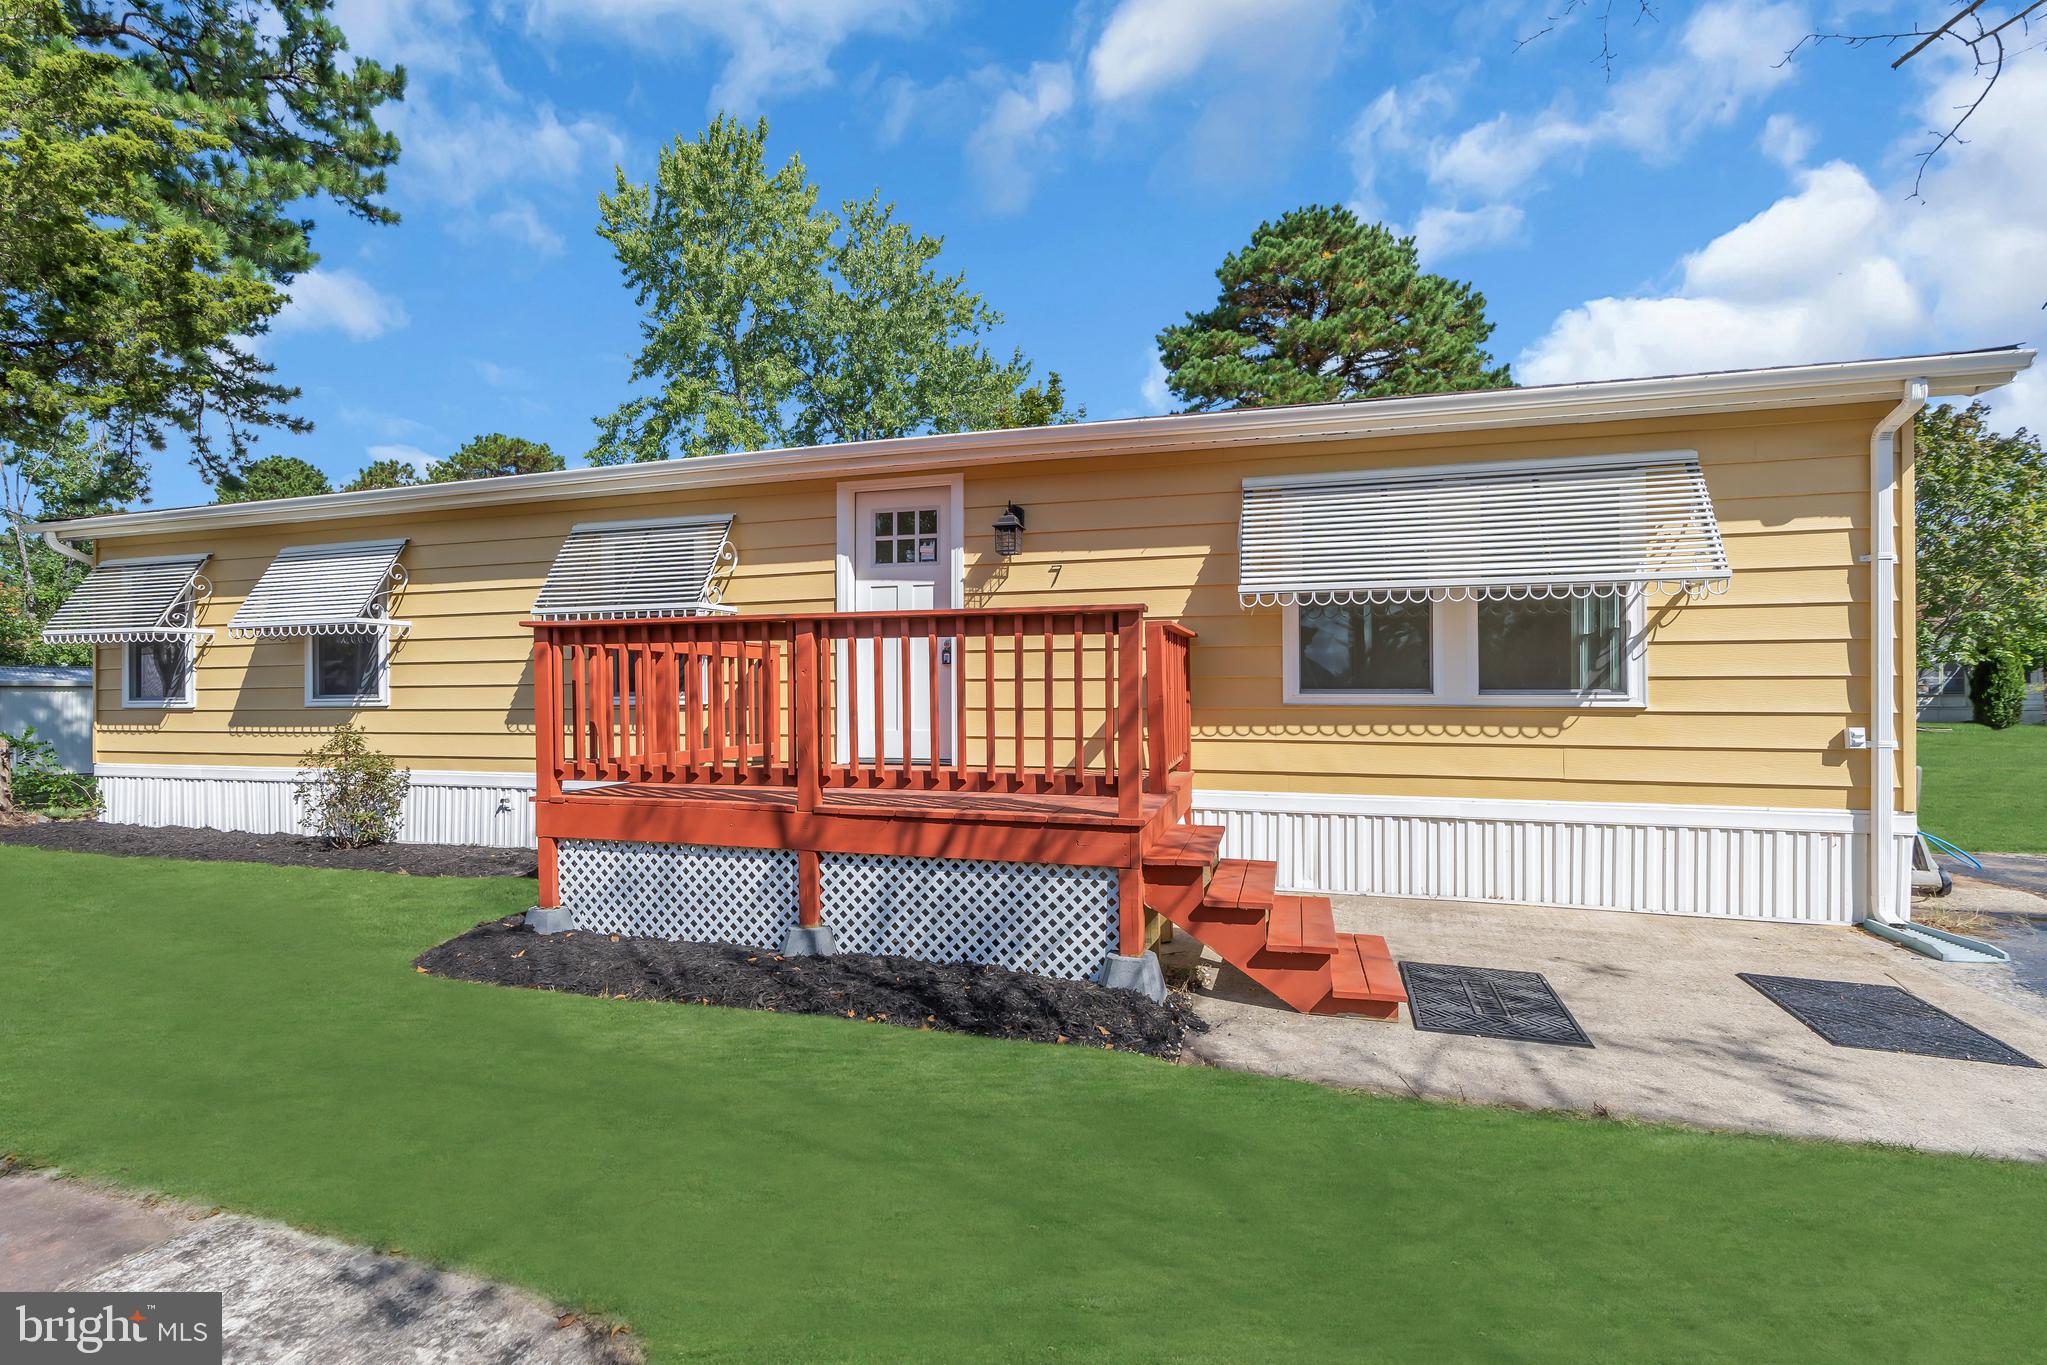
0,819 -> 535,878
416,916 -> 1205,1059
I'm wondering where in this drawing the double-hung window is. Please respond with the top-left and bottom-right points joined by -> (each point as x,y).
229,540 -> 409,710
1246,452 -> 1729,709
40,555 -> 212,710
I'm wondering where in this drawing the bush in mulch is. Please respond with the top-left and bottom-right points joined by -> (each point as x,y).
0,820 -> 535,878
416,917 -> 1206,1059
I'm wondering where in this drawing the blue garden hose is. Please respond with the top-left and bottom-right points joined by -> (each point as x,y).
1922,830 -> 1983,871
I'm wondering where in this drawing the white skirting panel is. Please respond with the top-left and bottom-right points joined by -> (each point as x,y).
93,763 -> 538,849
1188,790 -> 1918,925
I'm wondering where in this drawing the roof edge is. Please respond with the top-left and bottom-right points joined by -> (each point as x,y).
39,346 -> 2034,542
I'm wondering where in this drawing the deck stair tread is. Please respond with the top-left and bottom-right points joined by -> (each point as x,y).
1145,823 -> 1227,867
1201,859 -> 1276,915
1326,933 -> 1405,1005
1266,894 -> 1339,955
1140,830 -> 1402,1021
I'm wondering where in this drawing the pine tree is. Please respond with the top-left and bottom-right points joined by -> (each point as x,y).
427,434 -> 562,482
1157,205 -> 1511,410
215,455 -> 331,503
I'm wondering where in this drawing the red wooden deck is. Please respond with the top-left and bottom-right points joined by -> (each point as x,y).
524,607 -> 1403,1016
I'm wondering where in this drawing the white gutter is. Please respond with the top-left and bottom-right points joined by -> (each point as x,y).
41,530 -> 93,566
32,347 -> 2034,543
1865,379 -> 1928,924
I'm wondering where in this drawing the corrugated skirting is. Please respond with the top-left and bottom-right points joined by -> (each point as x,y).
1190,790 -> 1917,924
93,764 -> 536,849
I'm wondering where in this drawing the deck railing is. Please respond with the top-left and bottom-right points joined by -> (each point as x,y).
527,606 -> 1194,821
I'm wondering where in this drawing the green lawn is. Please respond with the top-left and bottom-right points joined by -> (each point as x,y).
1917,722 -> 2047,854
4,848 -> 2044,1362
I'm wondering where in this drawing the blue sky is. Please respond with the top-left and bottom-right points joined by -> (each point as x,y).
150,0 -> 2046,509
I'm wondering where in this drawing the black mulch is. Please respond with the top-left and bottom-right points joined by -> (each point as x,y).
0,819 -> 535,878
416,916 -> 1205,1059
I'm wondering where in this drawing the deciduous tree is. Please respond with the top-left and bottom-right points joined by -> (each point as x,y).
1157,206 -> 1510,411
592,115 -> 1052,462
1915,402 -> 2047,672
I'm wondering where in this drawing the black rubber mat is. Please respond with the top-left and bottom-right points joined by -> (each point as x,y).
1398,962 -> 1594,1048
1739,974 -> 2041,1068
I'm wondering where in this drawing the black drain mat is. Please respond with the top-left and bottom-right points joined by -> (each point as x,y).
1739,974 -> 2041,1068
1398,962 -> 1593,1048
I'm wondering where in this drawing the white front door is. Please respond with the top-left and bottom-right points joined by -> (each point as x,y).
850,488 -> 954,765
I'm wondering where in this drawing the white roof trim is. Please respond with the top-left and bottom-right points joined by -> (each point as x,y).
32,348 -> 2033,542
1238,451 -> 1731,606
533,516 -> 736,619
42,555 -> 213,644
228,540 -> 409,639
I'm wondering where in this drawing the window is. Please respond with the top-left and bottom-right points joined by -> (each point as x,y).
123,640 -> 194,708
1285,595 -> 1643,707
873,509 -> 938,565
1297,600 -> 1432,693
306,633 -> 387,707
1477,596 -> 1627,695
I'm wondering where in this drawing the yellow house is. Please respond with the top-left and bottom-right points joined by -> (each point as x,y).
34,347 -> 2035,1009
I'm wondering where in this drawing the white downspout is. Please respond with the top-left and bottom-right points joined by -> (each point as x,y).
40,529 -> 93,566
1866,379 -> 1928,925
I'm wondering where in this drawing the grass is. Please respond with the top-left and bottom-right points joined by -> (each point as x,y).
5,848 -> 2046,1362
1917,722 -> 2047,854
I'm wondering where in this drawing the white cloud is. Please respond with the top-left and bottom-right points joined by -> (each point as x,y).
398,99 -> 622,207
473,359 -> 524,388
1087,0 -> 1340,103
1517,59 -> 2047,430
1759,112 -> 1812,169
367,444 -> 435,477
1411,203 -> 1524,264
1429,0 -> 1808,200
272,270 -> 408,341
965,63 -> 1075,216
1140,353 -> 1170,411
330,0 -> 500,85
488,200 -> 566,256
523,0 -> 934,111
1346,69 -> 1466,220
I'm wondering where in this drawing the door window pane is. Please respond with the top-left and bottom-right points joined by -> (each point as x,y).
1477,596 -> 1627,693
128,641 -> 187,703
312,634 -> 378,701
1297,601 -> 1432,692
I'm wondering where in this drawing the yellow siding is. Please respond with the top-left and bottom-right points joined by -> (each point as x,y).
93,402 -> 1908,815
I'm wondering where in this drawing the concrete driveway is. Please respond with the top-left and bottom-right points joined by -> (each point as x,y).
0,1168 -> 635,1363
1176,892 -> 2047,1163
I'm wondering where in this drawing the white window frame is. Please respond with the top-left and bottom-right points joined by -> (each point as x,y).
120,638 -> 196,710
1283,594 -> 1648,709
304,632 -> 391,709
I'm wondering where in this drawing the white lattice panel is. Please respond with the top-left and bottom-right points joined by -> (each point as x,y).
557,839 -> 799,948
820,853 -> 1118,981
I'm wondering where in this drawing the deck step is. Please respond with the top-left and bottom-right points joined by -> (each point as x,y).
1145,823 -> 1227,868
1201,859 -> 1276,916
1325,933 -> 1405,1007
1265,894 -> 1339,955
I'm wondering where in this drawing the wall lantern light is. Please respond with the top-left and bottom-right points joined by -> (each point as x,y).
993,502 -> 1027,558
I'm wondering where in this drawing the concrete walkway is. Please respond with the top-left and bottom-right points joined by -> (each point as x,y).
0,1169 -> 635,1363
1176,893 -> 2047,1162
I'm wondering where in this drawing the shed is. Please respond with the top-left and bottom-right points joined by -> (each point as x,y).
0,666 -> 95,772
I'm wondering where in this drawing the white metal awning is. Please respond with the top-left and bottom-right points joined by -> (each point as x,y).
229,539 -> 410,638
1237,451 -> 1731,606
532,516 -> 737,619
42,555 -> 213,645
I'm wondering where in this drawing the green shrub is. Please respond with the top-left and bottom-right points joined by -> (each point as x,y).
1972,655 -> 2029,730
1,727 -> 100,815
294,724 -> 411,847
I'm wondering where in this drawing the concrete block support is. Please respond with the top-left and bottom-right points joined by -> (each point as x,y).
781,924 -> 837,956
1098,950 -> 1166,1003
523,905 -> 574,934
